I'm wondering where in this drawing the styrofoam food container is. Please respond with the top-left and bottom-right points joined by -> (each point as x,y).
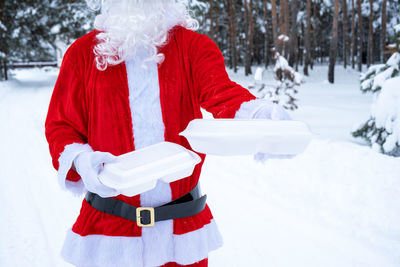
179,119 -> 313,156
98,142 -> 201,196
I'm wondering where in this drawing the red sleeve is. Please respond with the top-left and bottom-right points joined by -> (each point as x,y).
189,32 -> 256,118
45,49 -> 88,182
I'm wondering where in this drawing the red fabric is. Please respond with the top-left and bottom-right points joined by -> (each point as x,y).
45,26 -> 256,237
162,258 -> 208,267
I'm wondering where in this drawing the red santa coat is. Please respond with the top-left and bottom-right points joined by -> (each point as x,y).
45,25 -> 256,237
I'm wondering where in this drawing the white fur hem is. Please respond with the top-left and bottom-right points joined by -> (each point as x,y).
235,98 -> 274,119
57,143 -> 93,196
61,219 -> 223,267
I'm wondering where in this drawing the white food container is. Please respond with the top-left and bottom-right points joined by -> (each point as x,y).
98,142 -> 201,196
179,119 -> 313,156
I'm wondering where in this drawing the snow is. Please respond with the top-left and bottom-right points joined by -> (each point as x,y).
50,25 -> 61,34
278,34 -> 289,42
274,55 -> 289,71
360,53 -> 400,92
386,52 -> 400,66
0,20 -> 6,31
371,76 -> 400,152
371,66 -> 396,91
394,24 -> 400,34
1,66 -> 400,267
254,67 -> 264,82
273,54 -> 303,85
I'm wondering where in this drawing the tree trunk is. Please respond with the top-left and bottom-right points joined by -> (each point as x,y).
3,61 -> 8,81
311,0 -> 318,70
270,0 -> 278,49
244,0 -> 254,76
289,0 -> 298,68
278,0 -> 289,54
227,0 -> 238,72
0,2 -> 6,81
263,0 -> 270,67
209,0 -> 215,41
226,0 -> 232,69
357,0 -> 363,72
381,0 -> 387,62
367,0 -> 373,67
351,0 -> 356,69
283,0 -> 290,57
304,0 -> 311,76
343,0 -> 348,68
328,0 -> 340,83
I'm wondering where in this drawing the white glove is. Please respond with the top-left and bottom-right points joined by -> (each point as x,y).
74,151 -> 119,198
252,102 -> 292,121
252,102 -> 294,163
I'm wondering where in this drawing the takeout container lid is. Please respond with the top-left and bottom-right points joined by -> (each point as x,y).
179,119 -> 313,156
98,142 -> 201,196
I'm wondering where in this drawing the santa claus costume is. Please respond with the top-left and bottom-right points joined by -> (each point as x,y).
45,1 -> 290,266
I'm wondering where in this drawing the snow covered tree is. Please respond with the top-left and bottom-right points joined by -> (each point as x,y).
0,0 -> 93,80
267,49 -> 303,110
352,24 -> 400,156
359,24 -> 400,93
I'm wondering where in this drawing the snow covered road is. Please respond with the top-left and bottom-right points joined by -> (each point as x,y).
1,67 -> 399,267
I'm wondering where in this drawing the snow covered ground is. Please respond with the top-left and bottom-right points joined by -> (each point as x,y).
1,66 -> 399,267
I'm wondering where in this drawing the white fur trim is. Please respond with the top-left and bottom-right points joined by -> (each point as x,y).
61,220 -> 223,267
173,219 -> 224,265
61,229 -> 144,267
126,48 -> 177,266
125,48 -> 165,151
58,143 -> 93,196
234,98 -> 274,119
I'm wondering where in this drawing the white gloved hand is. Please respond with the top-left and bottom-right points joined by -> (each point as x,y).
74,151 -> 119,198
252,102 -> 294,163
252,102 -> 292,121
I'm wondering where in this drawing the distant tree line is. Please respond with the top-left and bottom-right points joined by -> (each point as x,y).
188,0 -> 400,82
1,0 -> 400,82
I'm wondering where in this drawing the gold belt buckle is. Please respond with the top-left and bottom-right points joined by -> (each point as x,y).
136,207 -> 155,227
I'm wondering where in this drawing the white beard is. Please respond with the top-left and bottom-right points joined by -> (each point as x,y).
87,0 -> 198,71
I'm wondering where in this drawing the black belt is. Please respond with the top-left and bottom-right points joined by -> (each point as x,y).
85,184 -> 207,227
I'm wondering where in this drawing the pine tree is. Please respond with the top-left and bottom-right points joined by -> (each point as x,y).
267,49 -> 303,110
352,25 -> 400,156
0,0 -> 94,80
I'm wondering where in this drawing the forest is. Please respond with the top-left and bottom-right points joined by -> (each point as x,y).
0,0 -> 399,83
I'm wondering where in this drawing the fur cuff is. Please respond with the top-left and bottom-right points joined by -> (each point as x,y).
58,143 -> 93,196
61,220 -> 223,267
235,98 -> 274,119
